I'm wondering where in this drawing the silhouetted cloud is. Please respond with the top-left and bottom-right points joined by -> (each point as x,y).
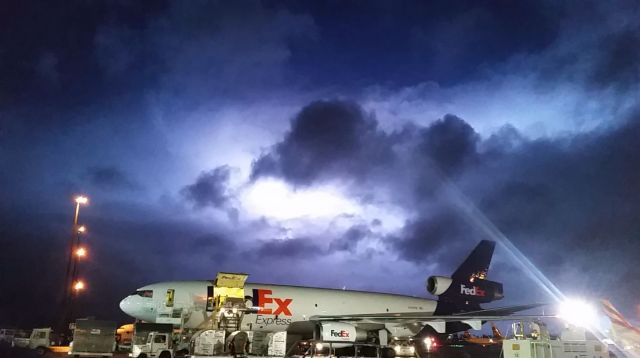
254,238 -> 320,259
329,225 -> 370,253
182,166 -> 233,209
418,114 -> 479,175
252,100 -> 395,185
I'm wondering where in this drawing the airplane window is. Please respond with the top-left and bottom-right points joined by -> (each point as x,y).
135,290 -> 153,298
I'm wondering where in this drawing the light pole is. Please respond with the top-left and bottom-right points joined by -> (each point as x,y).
61,195 -> 88,334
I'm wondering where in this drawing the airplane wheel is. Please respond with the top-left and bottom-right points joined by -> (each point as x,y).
381,347 -> 396,358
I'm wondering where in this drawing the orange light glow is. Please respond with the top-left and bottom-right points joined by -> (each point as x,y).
73,280 -> 85,291
75,247 -> 87,257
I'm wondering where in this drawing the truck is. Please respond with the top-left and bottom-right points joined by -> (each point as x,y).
131,331 -> 174,358
68,319 -> 117,357
0,328 -> 16,344
130,323 -> 174,358
501,321 -> 608,358
15,327 -> 67,355
10,329 -> 33,348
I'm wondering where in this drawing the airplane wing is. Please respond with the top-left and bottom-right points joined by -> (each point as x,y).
454,303 -> 545,316
309,313 -> 551,323
310,303 -> 546,322
309,304 -> 550,333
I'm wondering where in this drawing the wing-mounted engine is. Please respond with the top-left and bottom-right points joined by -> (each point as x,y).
427,275 -> 503,304
316,322 -> 367,343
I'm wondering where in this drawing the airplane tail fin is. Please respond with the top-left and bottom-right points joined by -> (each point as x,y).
451,240 -> 495,282
428,240 -> 504,315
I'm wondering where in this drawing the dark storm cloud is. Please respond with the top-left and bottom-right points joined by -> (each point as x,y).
86,166 -> 138,191
328,225 -> 370,253
394,110 -> 640,305
254,238 -> 320,259
250,92 -> 640,308
392,210 -> 478,264
0,1 -> 166,128
285,0 -> 559,88
418,114 -> 479,175
589,28 -> 640,90
182,166 -> 233,209
251,100 -> 395,185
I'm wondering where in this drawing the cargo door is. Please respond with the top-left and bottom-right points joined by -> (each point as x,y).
157,288 -> 182,325
212,272 -> 249,331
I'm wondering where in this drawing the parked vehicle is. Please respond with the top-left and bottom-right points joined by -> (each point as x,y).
17,327 -> 65,355
0,328 -> 16,344
11,329 -> 33,348
131,331 -> 174,358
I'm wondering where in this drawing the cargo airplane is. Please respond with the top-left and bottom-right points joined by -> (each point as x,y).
120,240 -> 542,345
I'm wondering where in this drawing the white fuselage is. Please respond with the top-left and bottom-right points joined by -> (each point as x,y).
120,281 -> 437,335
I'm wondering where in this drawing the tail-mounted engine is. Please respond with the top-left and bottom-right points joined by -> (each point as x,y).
427,275 -> 503,304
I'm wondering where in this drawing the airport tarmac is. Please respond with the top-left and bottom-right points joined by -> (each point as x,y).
0,346 -> 129,358
0,346 -> 502,358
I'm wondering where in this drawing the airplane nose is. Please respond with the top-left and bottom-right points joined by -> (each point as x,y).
119,296 -> 133,315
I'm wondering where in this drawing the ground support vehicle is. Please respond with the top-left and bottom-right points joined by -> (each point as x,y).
17,328 -> 67,355
130,331 -> 174,358
68,319 -> 117,357
502,321 -> 608,358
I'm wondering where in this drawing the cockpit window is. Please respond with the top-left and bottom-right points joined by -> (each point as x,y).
133,290 -> 153,298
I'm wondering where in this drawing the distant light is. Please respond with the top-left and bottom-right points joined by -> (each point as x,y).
77,225 -> 86,233
424,337 -> 436,351
315,343 -> 323,351
75,247 -> 87,257
73,280 -> 85,291
557,298 -> 597,327
75,196 -> 89,205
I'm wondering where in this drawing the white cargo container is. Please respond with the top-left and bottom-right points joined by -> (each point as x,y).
188,329 -> 226,357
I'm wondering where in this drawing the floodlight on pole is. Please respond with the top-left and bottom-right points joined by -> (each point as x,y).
75,247 -> 87,257
73,195 -> 89,227
557,298 -> 597,328
73,280 -> 85,291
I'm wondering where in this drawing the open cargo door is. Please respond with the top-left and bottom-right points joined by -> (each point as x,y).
215,272 -> 248,289
212,272 -> 249,332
